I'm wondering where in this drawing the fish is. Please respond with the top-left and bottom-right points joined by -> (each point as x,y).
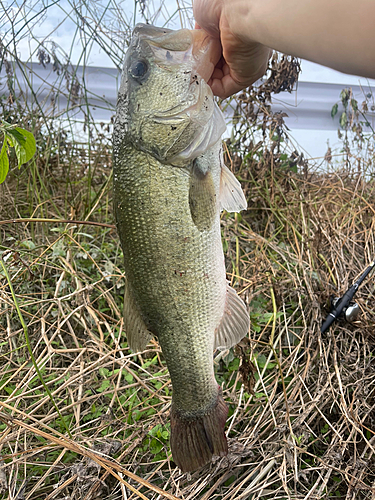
112,23 -> 249,472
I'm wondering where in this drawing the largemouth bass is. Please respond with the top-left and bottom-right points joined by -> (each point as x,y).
113,23 -> 249,472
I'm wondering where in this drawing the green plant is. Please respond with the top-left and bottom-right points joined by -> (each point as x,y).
0,120 -> 36,183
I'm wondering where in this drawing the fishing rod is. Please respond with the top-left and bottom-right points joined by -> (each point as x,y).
321,258 -> 375,333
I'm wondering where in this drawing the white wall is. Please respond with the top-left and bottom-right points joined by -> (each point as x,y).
1,61 -> 374,159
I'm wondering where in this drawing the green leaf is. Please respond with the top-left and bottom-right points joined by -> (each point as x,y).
351,98 -> 358,112
6,128 -> 26,147
228,358 -> 240,372
0,138 -> 9,184
15,128 -> 36,163
150,438 -> 163,455
20,240 -> 36,250
331,103 -> 338,119
340,88 -> 350,108
339,112 -> 347,129
254,392 -> 266,398
52,239 -> 66,258
6,134 -> 14,147
149,424 -> 161,437
99,367 -> 110,378
320,423 -> 329,434
6,127 -> 36,167
97,379 -> 110,393
255,354 -> 267,368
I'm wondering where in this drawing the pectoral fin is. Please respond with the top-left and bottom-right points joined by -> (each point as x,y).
219,164 -> 247,213
214,282 -> 249,350
189,159 -> 218,232
123,280 -> 153,352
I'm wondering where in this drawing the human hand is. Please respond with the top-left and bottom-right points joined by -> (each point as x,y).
193,0 -> 272,99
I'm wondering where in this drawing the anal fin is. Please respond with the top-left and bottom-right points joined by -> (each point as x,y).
214,283 -> 249,350
123,279 -> 153,352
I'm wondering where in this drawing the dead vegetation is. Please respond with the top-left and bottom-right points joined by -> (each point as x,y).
0,46 -> 375,500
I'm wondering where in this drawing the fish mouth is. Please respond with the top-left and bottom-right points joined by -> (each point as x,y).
133,23 -> 220,84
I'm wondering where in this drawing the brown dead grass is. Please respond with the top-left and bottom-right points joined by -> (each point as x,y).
0,60 -> 375,500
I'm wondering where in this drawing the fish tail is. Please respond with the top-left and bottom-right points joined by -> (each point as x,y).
170,389 -> 228,472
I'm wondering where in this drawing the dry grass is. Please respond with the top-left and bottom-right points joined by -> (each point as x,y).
1,118 -> 375,499
1,12 -> 375,496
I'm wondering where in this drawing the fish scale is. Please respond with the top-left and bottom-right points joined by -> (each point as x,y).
115,146 -> 225,407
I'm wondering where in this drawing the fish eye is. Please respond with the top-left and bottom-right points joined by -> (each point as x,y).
130,60 -> 148,79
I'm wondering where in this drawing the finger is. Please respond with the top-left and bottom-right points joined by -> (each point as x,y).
211,66 -> 224,81
211,74 -> 244,99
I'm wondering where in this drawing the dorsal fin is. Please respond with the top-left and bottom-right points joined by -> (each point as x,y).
214,282 -> 249,350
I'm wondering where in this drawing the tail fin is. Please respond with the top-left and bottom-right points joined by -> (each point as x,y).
170,390 -> 228,472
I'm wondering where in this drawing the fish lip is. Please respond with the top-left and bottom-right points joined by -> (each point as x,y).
133,23 -> 174,39
133,23 -> 192,51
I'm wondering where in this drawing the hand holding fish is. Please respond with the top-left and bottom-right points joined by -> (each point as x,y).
193,0 -> 271,99
193,0 -> 375,99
